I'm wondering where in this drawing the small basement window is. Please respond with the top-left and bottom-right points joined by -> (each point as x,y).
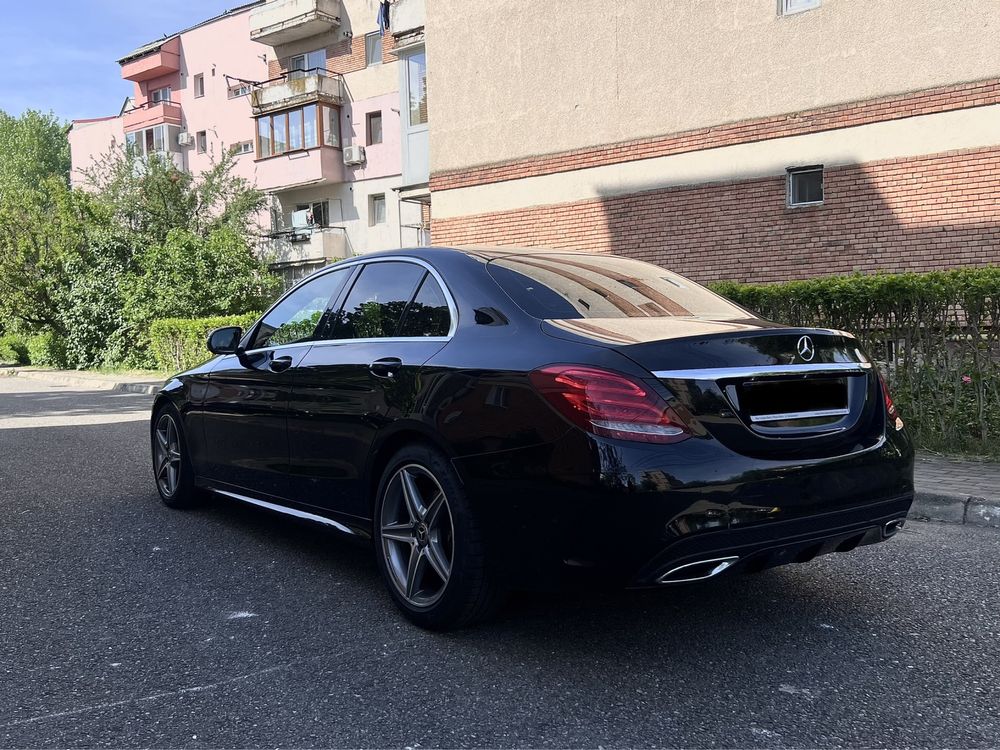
780,0 -> 821,15
787,166 -> 823,207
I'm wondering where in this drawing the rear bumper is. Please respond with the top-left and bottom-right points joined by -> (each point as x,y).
452,425 -> 914,589
630,493 -> 911,587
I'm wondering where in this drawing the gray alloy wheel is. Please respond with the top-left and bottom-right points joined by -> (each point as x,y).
153,412 -> 183,498
379,463 -> 455,608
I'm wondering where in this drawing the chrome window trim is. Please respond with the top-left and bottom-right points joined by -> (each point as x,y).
242,255 -> 458,355
750,408 -> 851,424
212,489 -> 355,535
652,362 -> 872,381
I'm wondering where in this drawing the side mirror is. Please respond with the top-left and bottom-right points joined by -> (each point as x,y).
207,326 -> 243,355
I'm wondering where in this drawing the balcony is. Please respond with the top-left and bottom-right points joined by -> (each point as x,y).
251,71 -> 344,115
264,227 -> 349,265
122,101 -> 183,133
120,37 -> 181,83
254,147 -> 345,192
250,0 -> 341,47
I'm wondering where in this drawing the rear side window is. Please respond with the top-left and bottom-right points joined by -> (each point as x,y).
398,274 -> 451,338
329,261 -> 425,340
487,254 -> 746,320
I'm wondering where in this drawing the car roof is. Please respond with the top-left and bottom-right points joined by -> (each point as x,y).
359,245 -> 597,262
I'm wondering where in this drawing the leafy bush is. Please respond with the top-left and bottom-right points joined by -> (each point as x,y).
0,333 -> 29,365
26,331 -> 68,368
710,267 -> 1000,457
150,312 -> 261,373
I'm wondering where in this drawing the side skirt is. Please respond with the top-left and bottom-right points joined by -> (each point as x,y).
198,480 -> 373,540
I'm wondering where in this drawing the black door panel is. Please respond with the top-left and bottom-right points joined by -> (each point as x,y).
287,340 -> 447,515
201,346 -> 311,496
287,260 -> 454,517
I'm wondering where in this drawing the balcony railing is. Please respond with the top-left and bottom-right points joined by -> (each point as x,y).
254,145 -> 345,192
263,226 -> 349,265
122,100 -> 183,133
250,0 -> 341,47
250,68 -> 344,115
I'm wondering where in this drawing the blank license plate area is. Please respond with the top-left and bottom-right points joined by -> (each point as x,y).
739,376 -> 849,425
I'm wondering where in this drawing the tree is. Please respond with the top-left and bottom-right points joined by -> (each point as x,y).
81,148 -> 266,245
0,178 -> 102,336
0,110 -> 70,201
0,145 -> 279,369
122,227 -> 280,366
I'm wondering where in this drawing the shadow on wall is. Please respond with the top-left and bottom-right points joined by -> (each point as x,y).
433,146 -> 1000,285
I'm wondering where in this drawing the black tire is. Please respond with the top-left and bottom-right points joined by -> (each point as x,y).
373,444 -> 503,630
150,404 -> 204,510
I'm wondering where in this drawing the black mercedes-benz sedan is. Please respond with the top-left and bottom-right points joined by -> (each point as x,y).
150,246 -> 914,629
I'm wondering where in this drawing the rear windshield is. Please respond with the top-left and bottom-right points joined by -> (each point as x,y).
487,254 -> 746,319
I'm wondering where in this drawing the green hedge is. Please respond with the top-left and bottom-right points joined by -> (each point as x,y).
710,267 -> 1000,457
26,332 -> 68,368
150,312 -> 260,373
0,334 -> 29,365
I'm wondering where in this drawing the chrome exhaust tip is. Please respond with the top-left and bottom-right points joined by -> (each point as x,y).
657,556 -> 740,584
883,518 -> 905,538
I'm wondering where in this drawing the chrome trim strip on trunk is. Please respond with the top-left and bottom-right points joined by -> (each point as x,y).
652,362 -> 872,380
212,489 -> 355,535
749,408 -> 852,424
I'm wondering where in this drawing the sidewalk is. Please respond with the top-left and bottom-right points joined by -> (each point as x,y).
0,366 -> 165,395
913,453 -> 1000,528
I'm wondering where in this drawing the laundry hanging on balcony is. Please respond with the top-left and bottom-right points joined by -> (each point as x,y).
377,0 -> 391,36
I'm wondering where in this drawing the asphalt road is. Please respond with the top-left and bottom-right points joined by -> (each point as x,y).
1,375 -> 998,749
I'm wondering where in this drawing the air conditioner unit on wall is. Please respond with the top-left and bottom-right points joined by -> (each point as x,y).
177,131 -> 194,147
343,145 -> 366,165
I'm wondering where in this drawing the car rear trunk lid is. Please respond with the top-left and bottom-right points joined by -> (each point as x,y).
542,318 -> 884,460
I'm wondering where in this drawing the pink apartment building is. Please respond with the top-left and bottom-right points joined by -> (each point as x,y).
68,0 -> 429,287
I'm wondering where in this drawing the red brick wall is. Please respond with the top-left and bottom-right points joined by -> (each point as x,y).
432,147 -> 1000,283
430,78 -> 1000,194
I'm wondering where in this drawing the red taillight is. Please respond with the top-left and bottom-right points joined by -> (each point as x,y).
879,372 -> 904,429
529,365 -> 691,444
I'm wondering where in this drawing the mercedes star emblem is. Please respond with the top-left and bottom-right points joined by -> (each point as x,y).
797,335 -> 816,362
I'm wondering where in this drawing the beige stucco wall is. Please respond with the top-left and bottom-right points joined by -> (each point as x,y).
426,0 -> 1000,174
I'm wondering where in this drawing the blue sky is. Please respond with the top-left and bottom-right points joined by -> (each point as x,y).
0,0 -> 238,122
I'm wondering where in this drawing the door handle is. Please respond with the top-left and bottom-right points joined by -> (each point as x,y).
370,357 -> 403,379
269,355 -> 293,373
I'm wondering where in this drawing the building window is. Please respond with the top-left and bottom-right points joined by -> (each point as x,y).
230,141 -> 254,155
228,83 -> 251,98
194,74 -> 205,98
323,105 -> 341,148
296,201 -> 330,227
290,49 -> 326,79
365,32 -> 382,67
787,166 -> 824,206
126,124 -> 173,157
149,86 -> 171,104
256,104 -> 336,158
406,53 -> 428,126
369,193 -> 387,226
366,111 -> 383,145
196,131 -> 208,154
780,0 -> 820,15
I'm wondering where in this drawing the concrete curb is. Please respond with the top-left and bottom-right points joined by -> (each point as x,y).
910,490 -> 1000,529
2,367 -> 162,395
